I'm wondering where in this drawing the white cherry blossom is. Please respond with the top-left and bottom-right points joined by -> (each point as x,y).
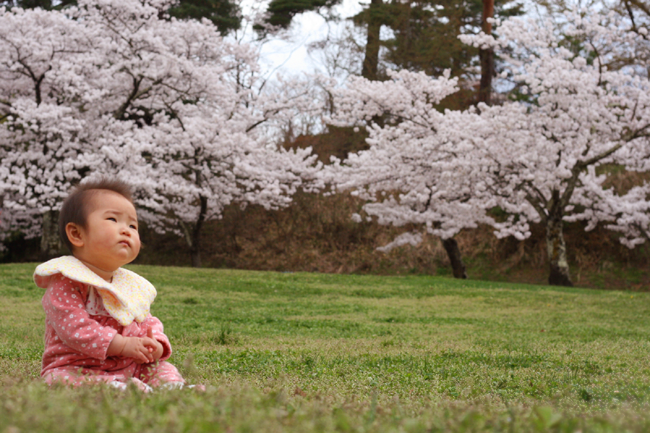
328,10 -> 650,285
0,0 -> 323,264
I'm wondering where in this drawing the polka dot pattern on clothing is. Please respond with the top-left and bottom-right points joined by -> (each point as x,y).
34,256 -> 157,326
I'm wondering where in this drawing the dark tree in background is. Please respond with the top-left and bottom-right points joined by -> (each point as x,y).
0,0 -> 74,9
359,0 -> 384,79
478,0 -> 495,105
263,0 -> 342,28
381,0 -> 473,78
0,0 -> 241,35
380,0 -> 521,106
168,0 -> 241,34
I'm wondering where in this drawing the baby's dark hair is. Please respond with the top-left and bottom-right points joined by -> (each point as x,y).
59,178 -> 134,251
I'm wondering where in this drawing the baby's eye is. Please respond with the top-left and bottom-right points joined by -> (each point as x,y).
130,224 -> 138,230
107,217 -> 117,222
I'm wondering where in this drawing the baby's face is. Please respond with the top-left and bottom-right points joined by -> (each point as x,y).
76,190 -> 141,274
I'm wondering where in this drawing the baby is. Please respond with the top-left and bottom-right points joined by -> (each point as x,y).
34,179 -> 185,392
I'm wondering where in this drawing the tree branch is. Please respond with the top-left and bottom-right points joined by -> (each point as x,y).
626,0 -> 650,17
524,191 -> 548,222
578,143 -> 623,167
624,0 -> 639,32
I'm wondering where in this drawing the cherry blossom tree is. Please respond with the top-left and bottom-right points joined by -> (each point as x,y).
461,12 -> 650,286
0,6 -> 103,256
328,10 -> 650,285
0,0 -> 323,264
326,70 -> 495,278
82,1 -> 324,267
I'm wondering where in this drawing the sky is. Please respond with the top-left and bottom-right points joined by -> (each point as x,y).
239,0 -> 365,77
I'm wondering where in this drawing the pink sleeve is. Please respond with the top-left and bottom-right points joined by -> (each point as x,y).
42,278 -> 118,360
142,315 -> 172,361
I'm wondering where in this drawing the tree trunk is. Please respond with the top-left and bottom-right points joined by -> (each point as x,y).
442,237 -> 467,279
546,211 -> 572,287
189,195 -> 208,268
40,209 -> 61,259
478,0 -> 495,105
361,0 -> 382,80
190,245 -> 201,268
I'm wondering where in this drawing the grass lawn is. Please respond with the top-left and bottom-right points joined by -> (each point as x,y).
1,263 -> 650,432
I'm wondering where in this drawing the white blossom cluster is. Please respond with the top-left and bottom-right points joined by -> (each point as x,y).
2,2 -> 649,263
328,10 -> 650,252
0,0 -> 323,249
326,70 -> 495,246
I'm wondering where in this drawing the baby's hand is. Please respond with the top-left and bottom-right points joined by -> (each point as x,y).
145,328 -> 164,362
120,336 -> 155,364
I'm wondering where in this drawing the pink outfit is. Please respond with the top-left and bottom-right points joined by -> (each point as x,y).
36,259 -> 184,391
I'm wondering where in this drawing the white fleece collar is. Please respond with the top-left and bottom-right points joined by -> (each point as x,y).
34,256 -> 156,326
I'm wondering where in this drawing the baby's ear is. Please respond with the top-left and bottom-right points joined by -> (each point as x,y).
65,223 -> 85,248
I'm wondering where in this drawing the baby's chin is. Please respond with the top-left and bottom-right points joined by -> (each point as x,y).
114,257 -> 139,269
114,249 -> 140,264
